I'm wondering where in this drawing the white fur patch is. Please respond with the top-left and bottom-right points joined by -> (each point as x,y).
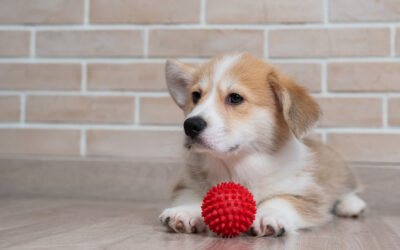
201,134 -> 315,201
165,60 -> 193,108
334,193 -> 366,217
213,54 -> 242,84
159,205 -> 205,233
187,54 -> 243,153
188,54 -> 242,118
159,189 -> 206,233
251,197 -> 313,236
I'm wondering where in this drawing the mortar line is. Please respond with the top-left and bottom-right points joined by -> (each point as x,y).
0,23 -> 399,30
19,94 -> 26,123
134,96 -> 140,125
321,61 -> 328,95
321,132 -> 327,143
200,0 -> 206,25
2,91 -> 400,98
0,123 -> 183,131
80,129 -> 86,156
30,29 -> 36,58
390,25 -> 396,57
81,62 -> 87,93
143,28 -> 149,58
383,96 -> 389,128
2,57 -> 400,64
264,28 -> 269,59
323,0 -> 329,24
84,0 -> 90,26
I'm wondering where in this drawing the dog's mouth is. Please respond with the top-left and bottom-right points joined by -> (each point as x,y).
185,137 -> 239,153
184,138 -> 210,150
228,144 -> 239,152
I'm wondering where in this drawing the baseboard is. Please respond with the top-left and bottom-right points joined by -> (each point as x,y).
0,156 -> 399,215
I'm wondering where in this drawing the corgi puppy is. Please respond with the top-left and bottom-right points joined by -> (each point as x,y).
159,53 -> 366,237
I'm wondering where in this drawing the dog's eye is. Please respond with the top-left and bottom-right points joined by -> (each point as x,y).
192,91 -> 201,104
227,93 -> 244,105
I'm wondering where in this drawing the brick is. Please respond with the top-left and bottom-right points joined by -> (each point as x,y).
140,97 -> 183,125
328,62 -> 400,92
87,130 -> 183,158
207,0 -> 322,24
317,98 -> 382,127
327,133 -> 400,162
91,0 -> 200,24
36,30 -> 143,58
389,98 -> 400,126
0,64 -> 81,90
273,63 -> 321,93
0,31 -> 30,57
269,28 -> 390,58
149,29 -> 264,57
87,63 -> 166,91
0,96 -> 20,122
330,0 -> 400,22
0,0 -> 84,24
0,129 -> 80,156
26,96 -> 135,124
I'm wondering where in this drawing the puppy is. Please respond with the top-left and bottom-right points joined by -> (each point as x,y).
159,53 -> 366,236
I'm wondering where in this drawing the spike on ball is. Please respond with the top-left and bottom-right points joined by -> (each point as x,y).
201,182 -> 257,238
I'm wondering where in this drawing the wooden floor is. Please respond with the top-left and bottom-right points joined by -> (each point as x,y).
0,198 -> 399,250
0,159 -> 399,249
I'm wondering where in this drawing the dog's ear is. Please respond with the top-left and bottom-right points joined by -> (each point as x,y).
269,72 -> 321,139
165,59 -> 196,109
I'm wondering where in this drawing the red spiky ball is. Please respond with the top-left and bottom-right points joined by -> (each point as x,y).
201,182 -> 257,238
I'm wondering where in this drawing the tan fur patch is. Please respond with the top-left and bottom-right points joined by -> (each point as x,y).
269,71 -> 321,139
218,54 -> 292,152
171,179 -> 187,202
304,138 -> 360,201
234,55 -> 295,151
183,58 -> 217,116
273,192 -> 327,223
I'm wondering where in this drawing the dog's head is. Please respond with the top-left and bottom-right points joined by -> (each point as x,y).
166,53 -> 320,156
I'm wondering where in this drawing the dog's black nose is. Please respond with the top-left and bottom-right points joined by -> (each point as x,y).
184,117 -> 207,139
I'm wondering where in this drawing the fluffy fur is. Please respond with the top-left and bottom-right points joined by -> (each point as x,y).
160,53 -> 366,236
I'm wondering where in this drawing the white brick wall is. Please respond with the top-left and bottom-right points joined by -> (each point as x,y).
0,0 -> 399,162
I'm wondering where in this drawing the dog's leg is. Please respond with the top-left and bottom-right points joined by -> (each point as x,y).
159,187 -> 205,234
333,192 -> 366,218
249,195 -> 328,237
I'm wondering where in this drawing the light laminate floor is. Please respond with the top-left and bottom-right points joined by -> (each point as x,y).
0,198 -> 399,250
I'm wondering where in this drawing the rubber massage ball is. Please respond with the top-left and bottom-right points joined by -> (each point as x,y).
201,182 -> 257,237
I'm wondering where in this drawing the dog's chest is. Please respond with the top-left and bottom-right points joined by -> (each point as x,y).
201,152 -> 314,202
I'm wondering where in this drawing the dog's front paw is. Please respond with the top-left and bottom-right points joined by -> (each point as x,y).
248,213 -> 288,237
159,206 -> 205,234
